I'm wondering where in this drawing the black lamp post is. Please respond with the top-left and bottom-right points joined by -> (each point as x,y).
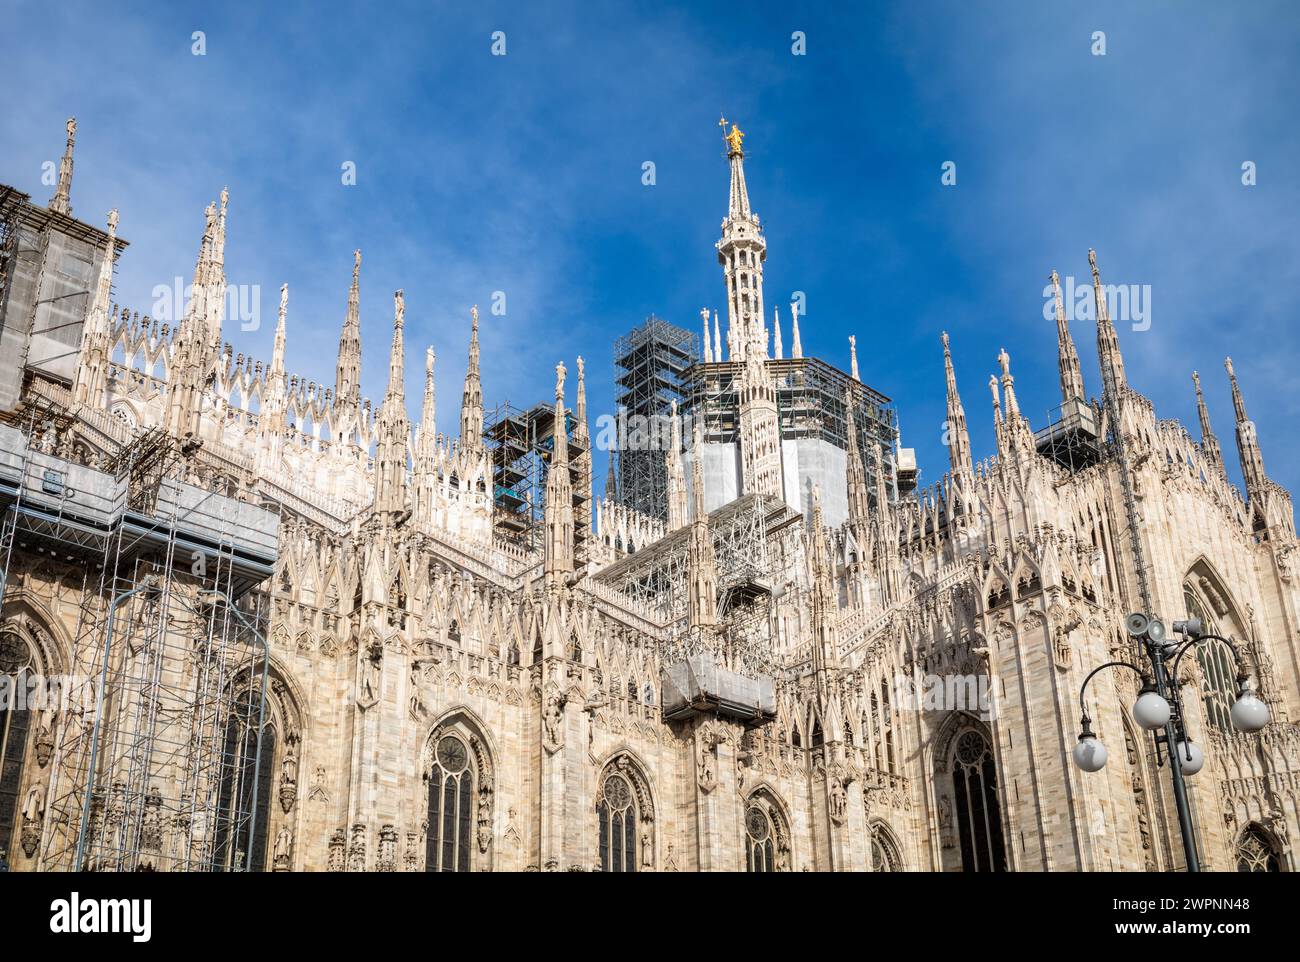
1073,613 -> 1270,872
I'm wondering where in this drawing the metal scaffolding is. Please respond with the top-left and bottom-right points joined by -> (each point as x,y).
0,409 -> 280,871
613,317 -> 698,520
1034,397 -> 1104,473
681,355 -> 901,497
484,400 -> 590,560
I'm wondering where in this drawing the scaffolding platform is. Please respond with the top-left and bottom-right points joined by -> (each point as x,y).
1034,397 -> 1102,472
660,651 -> 776,725
0,424 -> 277,595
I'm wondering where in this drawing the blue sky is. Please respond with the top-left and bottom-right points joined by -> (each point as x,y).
3,1 -> 1298,497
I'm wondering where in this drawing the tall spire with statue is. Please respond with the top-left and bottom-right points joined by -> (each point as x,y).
48,118 -> 76,216
716,117 -> 767,361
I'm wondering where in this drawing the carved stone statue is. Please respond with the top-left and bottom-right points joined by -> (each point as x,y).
273,826 -> 293,871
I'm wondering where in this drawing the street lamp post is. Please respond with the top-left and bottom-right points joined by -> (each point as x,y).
1074,613 -> 1270,873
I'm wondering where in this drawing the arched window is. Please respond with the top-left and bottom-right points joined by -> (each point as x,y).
212,701 -> 275,872
597,770 -> 638,872
0,631 -> 34,864
744,792 -> 790,872
1236,824 -> 1282,873
951,729 -> 1007,872
870,822 -> 902,872
425,733 -> 475,872
1183,587 -> 1237,732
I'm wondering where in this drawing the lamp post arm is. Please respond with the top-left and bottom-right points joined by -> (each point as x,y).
1169,632 -> 1251,686
1078,660 -> 1147,719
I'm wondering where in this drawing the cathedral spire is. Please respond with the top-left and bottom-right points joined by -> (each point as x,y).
849,335 -> 860,381
165,198 -> 220,439
459,305 -> 485,454
1192,371 -> 1222,468
207,188 -> 229,357
48,117 -> 76,216
844,387 -> 871,527
1051,269 -> 1086,402
335,249 -> 363,432
372,291 -> 410,516
270,283 -> 288,382
790,300 -> 803,359
72,208 -> 119,407
1089,249 -> 1126,390
701,307 -> 713,363
544,361 -> 575,587
421,346 -> 437,441
808,484 -> 841,674
713,311 -> 723,362
773,305 -> 783,360
1225,357 -> 1267,495
573,356 -> 593,558
665,399 -> 688,528
687,421 -> 719,631
941,332 -> 973,477
716,118 -> 766,359
258,284 -> 290,456
605,450 -> 618,502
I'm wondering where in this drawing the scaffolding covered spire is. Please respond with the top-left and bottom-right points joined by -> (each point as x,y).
48,117 -> 76,216
1192,371 -> 1222,468
1051,269 -> 1086,402
942,332 -> 973,477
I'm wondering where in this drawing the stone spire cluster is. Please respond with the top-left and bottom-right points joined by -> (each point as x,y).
460,306 -> 485,458
71,208 -> 119,407
165,190 -> 229,438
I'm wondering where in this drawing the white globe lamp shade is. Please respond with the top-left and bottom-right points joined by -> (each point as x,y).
1073,735 -> 1108,773
1132,690 -> 1171,731
1174,739 -> 1205,776
1231,691 -> 1270,733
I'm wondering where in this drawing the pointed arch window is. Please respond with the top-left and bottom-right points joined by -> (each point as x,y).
426,733 -> 474,872
1182,586 -> 1237,732
870,823 -> 902,872
951,729 -> 1006,872
744,793 -> 789,872
1236,824 -> 1281,872
0,632 -> 33,863
212,703 -> 275,872
597,771 -> 638,872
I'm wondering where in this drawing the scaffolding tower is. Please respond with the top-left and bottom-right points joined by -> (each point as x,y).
0,408 -> 280,871
484,400 -> 591,561
681,355 -> 902,498
613,317 -> 698,520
